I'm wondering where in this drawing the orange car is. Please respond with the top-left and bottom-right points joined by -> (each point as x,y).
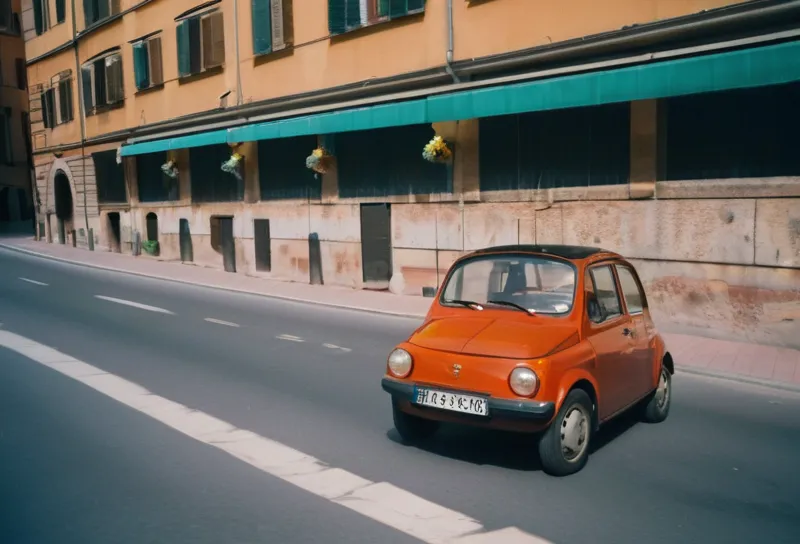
381,245 -> 674,476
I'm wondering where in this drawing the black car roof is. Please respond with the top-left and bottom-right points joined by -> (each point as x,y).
463,244 -> 613,260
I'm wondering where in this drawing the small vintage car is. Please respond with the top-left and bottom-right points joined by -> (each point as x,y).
381,245 -> 674,476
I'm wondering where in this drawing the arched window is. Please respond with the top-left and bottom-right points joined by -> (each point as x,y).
145,212 -> 158,241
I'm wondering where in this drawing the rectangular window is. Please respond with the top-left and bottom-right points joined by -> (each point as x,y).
177,9 -> 224,78
41,76 -> 75,129
132,35 -> 164,91
81,51 -> 124,114
40,88 -> 55,129
615,265 -> 646,315
15,58 -> 26,90
251,0 -> 294,55
32,0 -> 49,35
57,78 -> 74,124
328,0 -> 424,35
588,266 -> 622,323
136,151 -> 180,202
0,107 -> 12,165
56,0 -> 66,24
0,0 -> 11,31
93,149 -> 128,203
84,0 -> 120,28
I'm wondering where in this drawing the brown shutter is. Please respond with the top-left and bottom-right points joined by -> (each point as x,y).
270,0 -> 284,50
148,37 -> 163,85
105,54 -> 124,104
110,0 -> 121,15
201,11 -> 225,70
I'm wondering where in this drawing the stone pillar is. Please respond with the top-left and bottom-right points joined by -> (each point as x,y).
629,99 -> 658,199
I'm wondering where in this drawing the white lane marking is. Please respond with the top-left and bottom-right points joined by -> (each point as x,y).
19,277 -> 48,286
323,343 -> 353,353
94,295 -> 174,315
204,318 -> 240,328
0,330 -> 551,544
276,334 -> 304,342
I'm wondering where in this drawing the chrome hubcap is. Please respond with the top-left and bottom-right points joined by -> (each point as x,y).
561,406 -> 589,461
655,369 -> 670,410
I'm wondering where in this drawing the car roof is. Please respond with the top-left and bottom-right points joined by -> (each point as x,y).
462,244 -> 621,261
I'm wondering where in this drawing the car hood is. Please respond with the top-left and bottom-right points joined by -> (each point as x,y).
408,316 -> 578,359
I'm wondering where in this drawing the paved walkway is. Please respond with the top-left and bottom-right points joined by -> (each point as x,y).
2,235 -> 799,390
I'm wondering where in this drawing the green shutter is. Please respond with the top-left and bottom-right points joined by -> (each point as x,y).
97,0 -> 109,20
81,66 -> 93,111
177,20 -> 191,77
345,0 -> 360,28
83,0 -> 95,26
378,0 -> 391,17
389,0 -> 408,18
56,0 -> 66,23
40,92 -> 49,128
251,0 -> 272,55
33,0 -> 44,34
328,0 -> 346,35
407,0 -> 425,12
133,42 -> 150,90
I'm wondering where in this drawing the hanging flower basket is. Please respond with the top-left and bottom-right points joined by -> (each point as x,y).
161,160 -> 179,179
305,147 -> 333,174
422,135 -> 453,163
221,152 -> 243,181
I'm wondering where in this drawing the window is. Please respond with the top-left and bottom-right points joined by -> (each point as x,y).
81,51 -> 124,114
327,0 -> 425,35
93,149 -> 127,203
441,254 -> 576,315
84,0 -> 121,28
0,0 -> 11,32
41,74 -> 75,128
56,0 -> 66,24
132,34 -> 164,91
177,9 -> 224,78
15,58 -> 27,90
615,265 -> 646,315
251,0 -> 294,56
587,265 -> 622,323
32,0 -> 50,35
0,108 -> 12,165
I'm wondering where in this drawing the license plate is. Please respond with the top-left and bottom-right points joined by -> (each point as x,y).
413,387 -> 489,417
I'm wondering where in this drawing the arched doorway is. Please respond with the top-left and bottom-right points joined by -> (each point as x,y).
54,171 -> 73,244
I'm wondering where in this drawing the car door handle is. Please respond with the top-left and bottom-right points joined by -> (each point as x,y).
622,327 -> 634,337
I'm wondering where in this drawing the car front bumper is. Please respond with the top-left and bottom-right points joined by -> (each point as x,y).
381,377 -> 556,423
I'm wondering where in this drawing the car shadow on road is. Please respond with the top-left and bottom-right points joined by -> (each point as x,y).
386,411 -> 641,471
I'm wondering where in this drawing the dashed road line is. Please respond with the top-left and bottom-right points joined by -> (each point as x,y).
204,318 -> 240,328
94,295 -> 174,315
19,277 -> 48,286
0,330 -> 552,544
323,343 -> 352,353
276,334 -> 304,342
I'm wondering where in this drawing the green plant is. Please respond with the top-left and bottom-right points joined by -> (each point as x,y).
141,239 -> 159,256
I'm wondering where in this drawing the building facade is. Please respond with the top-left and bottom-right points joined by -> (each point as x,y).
24,0 -> 800,348
0,0 -> 34,231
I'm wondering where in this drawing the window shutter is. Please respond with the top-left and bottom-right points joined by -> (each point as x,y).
105,54 -> 123,104
56,0 -> 66,23
63,80 -> 73,121
81,65 -> 94,111
378,0 -> 390,17
83,0 -> 95,26
45,89 -> 56,127
93,58 -> 107,106
358,0 -> 367,25
40,92 -> 49,128
251,0 -> 271,55
148,37 -> 163,85
33,0 -> 43,34
176,20 -> 191,76
407,0 -> 424,12
327,0 -> 345,35
97,0 -> 109,20
110,0 -> 121,15
133,42 -> 150,90
270,0 -> 284,50
389,0 -> 407,18
202,12 -> 225,69
345,0 -> 360,28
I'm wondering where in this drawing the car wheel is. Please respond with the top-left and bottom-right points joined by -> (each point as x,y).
641,365 -> 671,423
538,389 -> 593,477
392,401 -> 439,444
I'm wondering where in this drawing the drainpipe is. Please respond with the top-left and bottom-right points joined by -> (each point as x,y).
233,0 -> 243,105
445,0 -> 460,83
70,1 -> 90,242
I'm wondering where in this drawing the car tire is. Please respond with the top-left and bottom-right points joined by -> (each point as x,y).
392,401 -> 439,444
641,365 -> 671,424
538,389 -> 593,477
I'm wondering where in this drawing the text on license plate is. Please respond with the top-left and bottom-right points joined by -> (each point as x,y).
414,387 -> 489,416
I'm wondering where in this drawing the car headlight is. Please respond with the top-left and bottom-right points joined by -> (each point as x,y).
509,367 -> 539,397
387,348 -> 413,378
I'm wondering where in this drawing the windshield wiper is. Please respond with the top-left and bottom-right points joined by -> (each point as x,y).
487,300 -> 536,315
444,299 -> 484,310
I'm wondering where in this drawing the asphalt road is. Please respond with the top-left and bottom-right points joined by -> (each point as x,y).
1,246 -> 799,544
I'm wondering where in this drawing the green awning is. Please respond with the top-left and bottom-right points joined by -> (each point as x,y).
120,40 -> 800,157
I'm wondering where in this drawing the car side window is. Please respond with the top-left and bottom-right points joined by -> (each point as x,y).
615,265 -> 646,315
587,265 -> 622,324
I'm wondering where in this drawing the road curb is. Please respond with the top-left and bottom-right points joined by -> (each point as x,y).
0,242 -> 428,320
674,364 -> 800,393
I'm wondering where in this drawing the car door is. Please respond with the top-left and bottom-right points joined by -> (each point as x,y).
614,263 -> 656,397
583,264 -> 637,420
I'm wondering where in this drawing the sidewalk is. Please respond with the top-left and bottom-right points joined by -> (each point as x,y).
2,235 -> 799,390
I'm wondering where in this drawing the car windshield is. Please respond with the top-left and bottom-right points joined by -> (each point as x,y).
441,254 -> 576,315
